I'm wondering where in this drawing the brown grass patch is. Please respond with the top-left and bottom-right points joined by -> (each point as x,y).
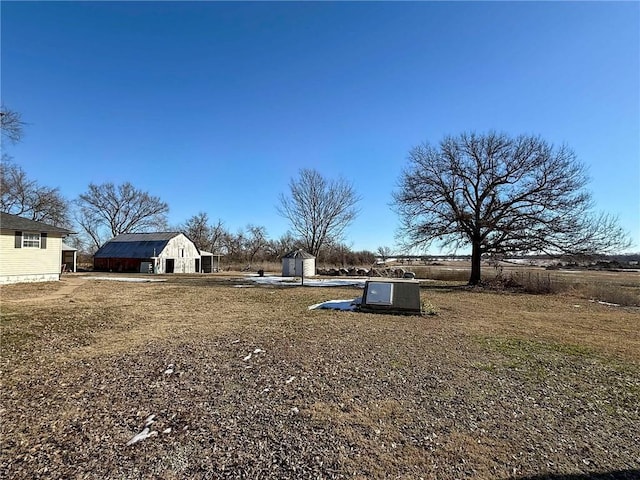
1,273 -> 639,479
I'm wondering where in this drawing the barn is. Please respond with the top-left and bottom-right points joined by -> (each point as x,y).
281,249 -> 316,277
94,232 -> 219,274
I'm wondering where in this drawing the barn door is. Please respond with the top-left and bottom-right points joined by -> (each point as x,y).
166,259 -> 175,273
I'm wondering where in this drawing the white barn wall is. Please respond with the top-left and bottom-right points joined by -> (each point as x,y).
156,233 -> 201,274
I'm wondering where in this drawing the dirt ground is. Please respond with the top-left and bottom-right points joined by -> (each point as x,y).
1,273 -> 639,479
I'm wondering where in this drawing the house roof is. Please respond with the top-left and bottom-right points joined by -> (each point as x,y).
0,212 -> 73,234
94,232 -> 182,259
282,249 -> 315,259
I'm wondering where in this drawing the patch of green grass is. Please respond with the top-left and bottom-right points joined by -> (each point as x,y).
474,335 -> 640,414
474,336 -> 597,381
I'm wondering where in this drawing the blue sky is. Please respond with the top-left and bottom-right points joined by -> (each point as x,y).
2,1 -> 638,253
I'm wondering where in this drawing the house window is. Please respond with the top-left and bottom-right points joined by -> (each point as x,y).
22,232 -> 41,248
180,248 -> 185,258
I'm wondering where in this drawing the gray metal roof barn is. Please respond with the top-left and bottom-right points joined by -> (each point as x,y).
281,249 -> 316,277
94,232 -> 220,274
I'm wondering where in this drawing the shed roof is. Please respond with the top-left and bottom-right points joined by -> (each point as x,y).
62,243 -> 77,251
94,232 -> 182,259
199,250 -> 223,257
0,212 -> 73,234
282,249 -> 315,259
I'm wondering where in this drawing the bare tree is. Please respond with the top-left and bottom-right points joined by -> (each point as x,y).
182,212 -> 211,249
266,231 -> 300,261
0,105 -> 25,144
0,160 -> 70,227
243,224 -> 269,265
181,212 -> 227,253
394,132 -> 630,285
278,168 -> 360,257
376,246 -> 393,263
208,219 -> 227,254
222,229 -> 246,264
76,182 -> 169,250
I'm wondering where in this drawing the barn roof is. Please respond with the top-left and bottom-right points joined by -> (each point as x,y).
282,249 -> 315,259
94,232 -> 182,259
0,212 -> 73,234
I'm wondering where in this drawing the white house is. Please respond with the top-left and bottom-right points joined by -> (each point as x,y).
93,232 -> 219,273
0,212 -> 74,284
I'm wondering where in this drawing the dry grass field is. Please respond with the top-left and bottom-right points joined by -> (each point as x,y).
1,270 -> 639,479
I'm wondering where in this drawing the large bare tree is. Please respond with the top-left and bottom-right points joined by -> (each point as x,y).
76,182 -> 169,251
394,132 -> 630,285
278,168 -> 360,257
1,160 -> 70,227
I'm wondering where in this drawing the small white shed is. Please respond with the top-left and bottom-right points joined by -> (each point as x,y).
282,249 -> 316,277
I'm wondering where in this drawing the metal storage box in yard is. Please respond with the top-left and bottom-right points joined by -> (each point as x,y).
360,278 -> 422,315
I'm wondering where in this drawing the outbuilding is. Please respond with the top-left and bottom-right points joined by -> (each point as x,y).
199,250 -> 222,273
62,242 -> 77,272
281,249 -> 316,277
94,232 -> 214,274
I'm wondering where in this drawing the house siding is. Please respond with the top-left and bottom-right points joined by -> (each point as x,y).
0,230 -> 64,284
